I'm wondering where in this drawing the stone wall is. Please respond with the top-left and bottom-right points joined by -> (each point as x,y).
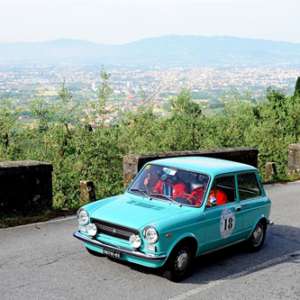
0,161 -> 53,214
288,144 -> 300,175
123,147 -> 258,186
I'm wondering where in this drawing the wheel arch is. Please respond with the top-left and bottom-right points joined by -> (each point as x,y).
166,233 -> 199,259
247,215 -> 268,239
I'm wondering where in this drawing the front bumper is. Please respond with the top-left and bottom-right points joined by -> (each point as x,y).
73,231 -> 166,261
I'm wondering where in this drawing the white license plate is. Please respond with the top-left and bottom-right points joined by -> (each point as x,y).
103,248 -> 121,259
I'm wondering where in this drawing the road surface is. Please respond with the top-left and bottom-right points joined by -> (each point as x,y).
1,182 -> 300,300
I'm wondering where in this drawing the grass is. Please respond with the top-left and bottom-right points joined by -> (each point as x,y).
0,208 -> 77,228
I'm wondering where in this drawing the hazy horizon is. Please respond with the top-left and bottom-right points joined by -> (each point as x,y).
0,0 -> 299,44
1,34 -> 300,46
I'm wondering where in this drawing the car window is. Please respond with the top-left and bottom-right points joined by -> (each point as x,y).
237,173 -> 262,200
129,164 -> 210,207
206,175 -> 235,208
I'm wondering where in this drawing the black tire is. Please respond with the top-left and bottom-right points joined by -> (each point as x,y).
86,247 -> 105,257
246,220 -> 267,251
163,243 -> 195,282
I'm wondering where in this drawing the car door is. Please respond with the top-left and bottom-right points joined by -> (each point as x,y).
199,174 -> 245,253
236,171 -> 267,237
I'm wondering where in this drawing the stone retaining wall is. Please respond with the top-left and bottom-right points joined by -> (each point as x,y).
123,147 -> 258,186
288,144 -> 300,175
0,161 -> 53,214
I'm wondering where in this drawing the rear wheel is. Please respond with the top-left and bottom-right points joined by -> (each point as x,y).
246,220 -> 266,251
163,243 -> 195,282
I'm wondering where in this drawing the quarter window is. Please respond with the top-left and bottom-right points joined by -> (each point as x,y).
206,176 -> 236,208
214,176 -> 236,203
238,173 -> 262,200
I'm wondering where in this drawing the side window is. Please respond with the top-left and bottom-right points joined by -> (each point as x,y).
207,175 -> 235,207
238,173 -> 262,201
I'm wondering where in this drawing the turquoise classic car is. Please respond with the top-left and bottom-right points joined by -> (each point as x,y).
73,157 -> 271,281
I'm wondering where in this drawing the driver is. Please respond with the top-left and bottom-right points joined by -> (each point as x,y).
143,166 -> 187,199
153,173 -> 187,199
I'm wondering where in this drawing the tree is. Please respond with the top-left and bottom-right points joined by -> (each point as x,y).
294,77 -> 300,98
30,99 -> 52,132
170,89 -> 202,116
169,89 -> 203,149
57,79 -> 74,133
55,80 -> 76,158
0,100 -> 17,153
97,69 -> 113,116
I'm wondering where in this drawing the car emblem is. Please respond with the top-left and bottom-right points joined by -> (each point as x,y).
112,228 -> 117,233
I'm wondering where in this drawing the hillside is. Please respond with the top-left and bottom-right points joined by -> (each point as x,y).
0,35 -> 300,67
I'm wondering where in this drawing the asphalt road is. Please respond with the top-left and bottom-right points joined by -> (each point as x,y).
1,182 -> 300,300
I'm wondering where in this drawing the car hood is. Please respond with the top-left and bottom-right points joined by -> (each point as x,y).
86,192 -> 192,230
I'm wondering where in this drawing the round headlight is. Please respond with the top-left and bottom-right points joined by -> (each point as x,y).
129,234 -> 142,249
144,226 -> 158,244
86,223 -> 97,237
78,209 -> 89,226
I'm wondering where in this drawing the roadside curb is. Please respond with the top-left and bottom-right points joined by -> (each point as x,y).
0,215 -> 76,231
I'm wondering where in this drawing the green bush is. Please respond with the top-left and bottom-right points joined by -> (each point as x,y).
1,81 -> 300,210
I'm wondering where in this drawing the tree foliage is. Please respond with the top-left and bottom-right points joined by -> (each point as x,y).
294,76 -> 300,98
1,77 -> 300,210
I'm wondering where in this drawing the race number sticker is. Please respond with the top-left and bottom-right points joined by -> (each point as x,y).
220,208 -> 235,238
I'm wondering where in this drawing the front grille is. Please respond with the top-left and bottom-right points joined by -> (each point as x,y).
91,218 -> 139,240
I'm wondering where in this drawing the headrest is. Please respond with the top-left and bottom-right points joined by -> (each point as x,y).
191,182 -> 204,190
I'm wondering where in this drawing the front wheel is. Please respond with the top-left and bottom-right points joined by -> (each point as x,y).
246,220 -> 266,251
163,244 -> 194,282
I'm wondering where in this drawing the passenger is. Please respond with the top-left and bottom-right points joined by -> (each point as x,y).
186,174 -> 209,206
187,185 -> 205,206
207,187 -> 228,207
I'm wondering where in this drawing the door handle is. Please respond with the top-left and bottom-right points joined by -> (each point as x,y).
235,206 -> 242,211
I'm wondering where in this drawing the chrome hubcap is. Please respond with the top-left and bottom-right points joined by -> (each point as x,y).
175,251 -> 189,271
252,224 -> 264,247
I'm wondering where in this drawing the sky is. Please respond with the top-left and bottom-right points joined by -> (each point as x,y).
0,0 -> 299,44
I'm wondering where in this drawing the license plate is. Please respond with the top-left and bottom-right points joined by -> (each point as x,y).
103,248 -> 121,259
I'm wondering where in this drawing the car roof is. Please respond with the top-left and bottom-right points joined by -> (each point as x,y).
149,156 -> 257,177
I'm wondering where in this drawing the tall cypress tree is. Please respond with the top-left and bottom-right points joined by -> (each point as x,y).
294,77 -> 300,97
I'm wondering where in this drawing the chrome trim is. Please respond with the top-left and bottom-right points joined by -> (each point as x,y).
73,231 -> 166,261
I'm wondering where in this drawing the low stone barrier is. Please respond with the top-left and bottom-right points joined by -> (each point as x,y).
265,162 -> 277,182
80,180 -> 96,206
0,161 -> 53,214
123,147 -> 258,186
288,144 -> 300,175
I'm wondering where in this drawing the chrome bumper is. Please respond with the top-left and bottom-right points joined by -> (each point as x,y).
73,231 -> 166,261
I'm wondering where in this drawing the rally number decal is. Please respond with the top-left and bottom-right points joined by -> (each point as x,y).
220,208 -> 235,238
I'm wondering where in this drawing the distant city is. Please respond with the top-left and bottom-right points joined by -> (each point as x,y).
0,64 -> 299,111
0,35 -> 300,125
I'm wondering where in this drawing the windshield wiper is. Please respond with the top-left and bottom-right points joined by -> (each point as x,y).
149,192 -> 181,206
130,188 -> 149,198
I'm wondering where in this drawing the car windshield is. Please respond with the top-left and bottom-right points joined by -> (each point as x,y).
129,164 -> 209,207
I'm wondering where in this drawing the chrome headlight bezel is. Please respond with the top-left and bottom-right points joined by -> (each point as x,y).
86,223 -> 97,237
129,234 -> 142,249
143,226 -> 159,244
77,208 -> 89,226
